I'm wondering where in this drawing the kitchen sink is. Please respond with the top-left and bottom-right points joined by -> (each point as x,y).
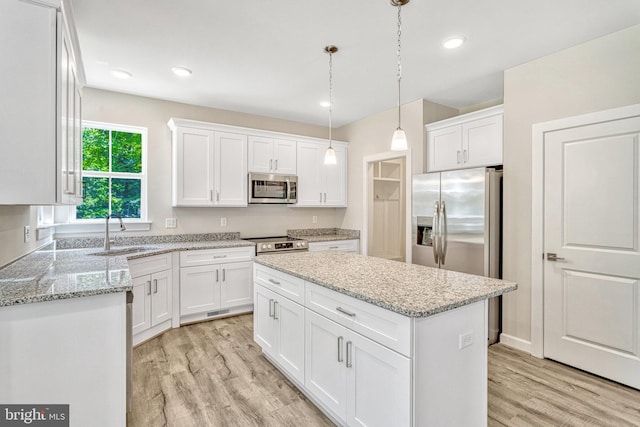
89,246 -> 159,256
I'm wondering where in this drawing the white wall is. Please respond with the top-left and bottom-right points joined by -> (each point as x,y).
81,88 -> 345,238
502,24 -> 640,342
0,206 -> 45,267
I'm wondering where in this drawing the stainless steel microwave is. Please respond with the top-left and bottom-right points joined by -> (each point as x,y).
248,173 -> 297,204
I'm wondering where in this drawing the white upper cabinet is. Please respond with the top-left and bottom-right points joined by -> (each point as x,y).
296,141 -> 347,207
168,119 -> 247,207
0,0 -> 85,205
248,136 -> 296,174
426,105 -> 503,172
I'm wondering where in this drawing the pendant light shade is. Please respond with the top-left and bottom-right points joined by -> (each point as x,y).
390,0 -> 409,151
323,45 -> 338,165
391,128 -> 408,151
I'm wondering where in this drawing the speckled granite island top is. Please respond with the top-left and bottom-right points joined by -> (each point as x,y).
255,251 -> 517,318
0,239 -> 255,307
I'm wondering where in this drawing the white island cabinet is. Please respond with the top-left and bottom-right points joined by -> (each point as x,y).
253,252 -> 517,427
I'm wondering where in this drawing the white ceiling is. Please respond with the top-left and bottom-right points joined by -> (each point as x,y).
71,0 -> 640,128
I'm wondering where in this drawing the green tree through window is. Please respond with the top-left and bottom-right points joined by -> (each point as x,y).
77,123 -> 146,220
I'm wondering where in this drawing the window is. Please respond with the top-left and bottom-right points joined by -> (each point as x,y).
76,121 -> 147,221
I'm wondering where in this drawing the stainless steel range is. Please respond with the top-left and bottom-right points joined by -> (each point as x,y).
247,236 -> 309,255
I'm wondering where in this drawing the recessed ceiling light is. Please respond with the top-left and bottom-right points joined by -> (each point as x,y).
111,69 -> 132,79
171,67 -> 192,77
442,36 -> 466,49
320,101 -> 331,108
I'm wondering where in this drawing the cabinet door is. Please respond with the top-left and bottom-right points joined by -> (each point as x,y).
215,131 -> 247,206
427,126 -> 462,172
179,265 -> 221,316
174,127 -> 215,206
248,136 -> 274,173
346,331 -> 411,427
220,261 -> 253,308
296,142 -> 323,206
273,139 -> 297,174
275,296 -> 305,384
73,71 -> 83,202
462,114 -> 503,168
131,276 -> 151,335
254,285 -> 278,356
323,144 -> 347,207
151,269 -> 172,326
305,310 -> 347,423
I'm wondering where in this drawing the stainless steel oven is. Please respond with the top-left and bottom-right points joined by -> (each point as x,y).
246,236 -> 308,255
248,173 -> 297,204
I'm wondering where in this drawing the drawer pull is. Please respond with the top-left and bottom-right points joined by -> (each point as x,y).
268,278 -> 281,285
213,255 -> 227,259
336,307 -> 356,317
329,246 -> 339,249
338,336 -> 344,362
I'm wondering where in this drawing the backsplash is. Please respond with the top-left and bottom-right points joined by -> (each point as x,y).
287,228 -> 360,239
54,232 -> 242,250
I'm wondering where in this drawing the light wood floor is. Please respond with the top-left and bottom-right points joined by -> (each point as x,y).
130,314 -> 640,426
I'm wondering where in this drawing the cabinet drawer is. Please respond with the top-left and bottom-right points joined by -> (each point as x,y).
254,264 -> 305,304
127,253 -> 172,278
179,246 -> 254,267
308,240 -> 359,253
305,282 -> 411,356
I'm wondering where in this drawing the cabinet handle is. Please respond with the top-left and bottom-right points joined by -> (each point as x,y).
153,279 -> 158,294
269,298 -> 274,318
457,150 -> 462,164
213,255 -> 227,259
273,300 -> 279,320
329,246 -> 339,250
268,278 -> 281,285
270,159 -> 273,170
336,306 -> 356,317
210,190 -> 213,201
463,149 -> 468,162
79,181 -> 87,199
216,270 -> 219,282
222,268 -> 226,281
146,280 -> 151,296
346,341 -> 353,368
323,193 -> 327,203
216,191 -> 220,202
274,159 -> 278,171
338,336 -> 344,362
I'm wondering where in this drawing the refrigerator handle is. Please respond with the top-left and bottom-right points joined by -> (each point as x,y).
440,200 -> 448,265
433,201 -> 440,264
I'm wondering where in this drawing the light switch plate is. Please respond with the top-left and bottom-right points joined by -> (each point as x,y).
459,332 -> 473,349
165,218 -> 177,228
24,225 -> 31,243
220,217 -> 227,227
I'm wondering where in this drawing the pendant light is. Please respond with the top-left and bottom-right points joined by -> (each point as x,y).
390,0 -> 409,151
323,45 -> 338,165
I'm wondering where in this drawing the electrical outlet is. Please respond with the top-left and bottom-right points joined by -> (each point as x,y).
165,218 -> 177,228
23,225 -> 31,243
220,217 -> 227,227
459,332 -> 473,349
312,216 -> 318,224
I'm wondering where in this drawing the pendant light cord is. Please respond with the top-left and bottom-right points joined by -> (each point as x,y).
396,3 -> 402,130
328,49 -> 333,148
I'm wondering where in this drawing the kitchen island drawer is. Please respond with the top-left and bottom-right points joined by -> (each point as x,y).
254,264 -> 305,304
179,246 -> 253,267
305,282 -> 411,356
128,253 -> 172,278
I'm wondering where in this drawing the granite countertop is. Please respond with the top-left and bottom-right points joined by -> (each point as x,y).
254,251 -> 517,318
0,239 -> 255,308
287,227 -> 360,243
303,234 -> 359,243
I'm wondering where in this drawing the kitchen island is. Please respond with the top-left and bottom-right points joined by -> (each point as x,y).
253,251 -> 517,427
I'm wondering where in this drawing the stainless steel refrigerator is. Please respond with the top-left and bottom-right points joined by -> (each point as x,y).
412,167 -> 503,344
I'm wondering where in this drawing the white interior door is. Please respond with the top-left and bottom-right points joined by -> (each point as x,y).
543,115 -> 640,389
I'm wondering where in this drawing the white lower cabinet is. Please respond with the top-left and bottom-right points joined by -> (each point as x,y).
308,239 -> 360,254
254,284 -> 305,384
179,247 -> 254,323
128,253 -> 173,346
305,310 -> 410,427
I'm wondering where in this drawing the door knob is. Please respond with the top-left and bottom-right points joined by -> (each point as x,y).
546,253 -> 565,261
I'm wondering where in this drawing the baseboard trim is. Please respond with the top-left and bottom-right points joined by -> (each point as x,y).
499,333 -> 532,354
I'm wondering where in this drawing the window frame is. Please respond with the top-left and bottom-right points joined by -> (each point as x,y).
71,120 -> 148,223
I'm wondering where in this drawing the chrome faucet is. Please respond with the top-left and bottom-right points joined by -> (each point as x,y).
105,214 -> 127,251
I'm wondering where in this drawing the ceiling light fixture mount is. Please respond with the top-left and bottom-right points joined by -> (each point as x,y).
171,66 -> 193,77
442,36 -> 466,49
390,0 -> 409,151
111,69 -> 132,79
323,45 -> 338,165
